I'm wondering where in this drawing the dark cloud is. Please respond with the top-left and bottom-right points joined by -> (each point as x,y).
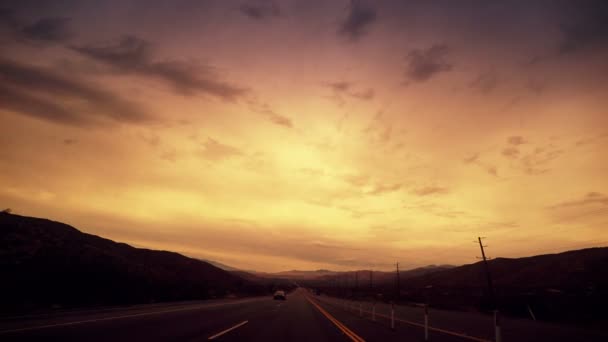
486,165 -> 498,177
469,72 -> 498,94
21,17 -> 71,42
526,78 -> 546,95
342,173 -> 370,187
240,1 -> 280,20
160,149 -> 178,163
264,110 -> 293,128
520,146 -> 563,175
72,36 -> 248,100
0,8 -> 20,29
558,0 -> 608,54
500,139 -> 563,175
247,100 -> 293,128
502,147 -> 520,158
338,0 -> 377,41
0,84 -> 84,125
326,81 -> 374,102
574,133 -> 608,147
350,88 -> 374,100
463,152 -> 499,177
463,152 -> 479,164
327,81 -> 351,92
0,10 -> 71,44
404,45 -> 452,83
507,136 -> 527,146
412,186 -> 449,196
200,138 -> 243,162
367,183 -> 402,195
0,59 -> 151,125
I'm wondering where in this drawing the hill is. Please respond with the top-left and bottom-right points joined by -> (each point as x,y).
404,247 -> 608,290
201,259 -> 241,272
0,212 -> 263,315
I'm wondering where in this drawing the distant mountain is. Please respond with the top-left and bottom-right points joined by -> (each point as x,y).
276,265 -> 455,285
0,213 -> 263,315
262,269 -> 342,279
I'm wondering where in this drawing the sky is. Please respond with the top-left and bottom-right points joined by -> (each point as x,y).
1,0 -> 607,272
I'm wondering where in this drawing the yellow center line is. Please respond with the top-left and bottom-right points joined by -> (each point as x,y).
305,296 -> 365,342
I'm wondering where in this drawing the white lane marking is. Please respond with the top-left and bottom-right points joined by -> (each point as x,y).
0,298 -> 264,334
207,320 -> 248,340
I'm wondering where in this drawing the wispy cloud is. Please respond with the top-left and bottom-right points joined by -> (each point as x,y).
338,0 -> 377,41
72,36 -> 248,100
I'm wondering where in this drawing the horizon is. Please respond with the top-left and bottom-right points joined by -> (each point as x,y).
5,209 -> 608,274
1,1 -> 608,273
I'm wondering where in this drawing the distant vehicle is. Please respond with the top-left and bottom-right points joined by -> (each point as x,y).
273,290 -> 286,300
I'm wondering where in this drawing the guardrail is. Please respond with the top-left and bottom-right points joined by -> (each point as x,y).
313,294 -> 496,342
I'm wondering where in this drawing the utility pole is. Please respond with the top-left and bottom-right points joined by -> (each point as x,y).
477,237 -> 496,308
395,262 -> 400,298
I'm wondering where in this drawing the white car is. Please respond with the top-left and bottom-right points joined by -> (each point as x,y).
273,290 -> 286,300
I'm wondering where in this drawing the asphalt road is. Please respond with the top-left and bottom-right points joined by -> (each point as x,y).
2,288 -> 607,341
0,289 -> 354,342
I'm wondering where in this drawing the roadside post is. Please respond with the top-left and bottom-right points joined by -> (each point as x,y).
494,310 -> 502,342
372,302 -> 376,321
424,304 -> 429,341
390,302 -> 395,330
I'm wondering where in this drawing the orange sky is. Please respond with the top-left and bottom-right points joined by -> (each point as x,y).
1,1 -> 608,272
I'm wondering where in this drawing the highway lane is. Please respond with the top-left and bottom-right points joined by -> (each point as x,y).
0,289 -> 354,342
5,288 -> 606,341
